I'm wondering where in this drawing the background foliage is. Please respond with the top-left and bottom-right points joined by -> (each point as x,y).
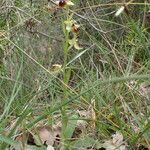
0,0 -> 150,149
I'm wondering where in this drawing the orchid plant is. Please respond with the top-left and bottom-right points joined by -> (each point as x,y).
52,0 -> 82,149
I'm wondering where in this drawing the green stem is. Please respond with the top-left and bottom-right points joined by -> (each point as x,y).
61,7 -> 71,149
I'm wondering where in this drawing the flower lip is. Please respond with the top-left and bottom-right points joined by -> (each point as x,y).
58,0 -> 66,7
71,23 -> 80,33
55,0 -> 74,7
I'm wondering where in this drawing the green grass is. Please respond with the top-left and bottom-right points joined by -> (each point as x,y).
0,0 -> 150,149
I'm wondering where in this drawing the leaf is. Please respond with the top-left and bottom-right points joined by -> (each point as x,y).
63,114 -> 78,139
102,132 -> 127,150
0,135 -> 19,146
139,82 -> 150,99
0,31 -> 6,37
72,136 -> 102,149
47,145 -> 55,150
34,126 -> 55,146
24,145 -> 46,150
112,132 -> 123,145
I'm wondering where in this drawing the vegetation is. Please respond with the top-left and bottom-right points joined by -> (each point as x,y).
0,0 -> 150,149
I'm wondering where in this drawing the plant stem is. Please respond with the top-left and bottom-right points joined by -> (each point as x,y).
61,7 -> 71,149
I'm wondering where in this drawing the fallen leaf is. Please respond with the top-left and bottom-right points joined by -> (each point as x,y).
112,132 -> 123,145
72,136 -> 102,149
139,82 -> 150,99
103,132 -> 127,150
35,126 -> 55,146
77,110 -> 91,119
47,145 -> 55,150
0,31 -> 6,37
76,120 -> 88,129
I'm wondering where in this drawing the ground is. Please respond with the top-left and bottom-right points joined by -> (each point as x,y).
0,0 -> 150,149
